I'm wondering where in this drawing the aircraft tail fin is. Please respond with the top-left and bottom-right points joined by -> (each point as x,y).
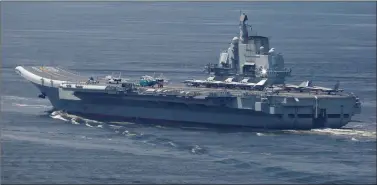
298,80 -> 310,88
334,80 -> 340,91
307,80 -> 313,87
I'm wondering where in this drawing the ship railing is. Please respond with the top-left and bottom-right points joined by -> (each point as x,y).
266,68 -> 292,77
60,81 -> 84,88
240,91 -> 268,97
208,91 -> 234,97
138,88 -> 202,97
61,81 -> 88,85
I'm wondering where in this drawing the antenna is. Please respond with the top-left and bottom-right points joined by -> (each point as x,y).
239,10 -> 242,25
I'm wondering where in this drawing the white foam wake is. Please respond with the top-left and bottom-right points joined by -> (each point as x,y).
311,128 -> 376,138
50,114 -> 69,122
286,128 -> 376,139
49,110 -> 104,128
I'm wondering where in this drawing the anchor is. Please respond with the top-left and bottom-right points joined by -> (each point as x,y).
38,92 -> 46,99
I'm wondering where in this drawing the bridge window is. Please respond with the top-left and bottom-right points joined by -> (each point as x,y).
242,64 -> 255,76
328,114 -> 340,118
298,114 -> 312,118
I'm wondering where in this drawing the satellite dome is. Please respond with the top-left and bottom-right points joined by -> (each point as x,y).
105,75 -> 112,80
232,37 -> 239,44
260,46 -> 265,52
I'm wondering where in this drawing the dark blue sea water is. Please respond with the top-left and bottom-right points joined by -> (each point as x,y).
1,2 -> 376,184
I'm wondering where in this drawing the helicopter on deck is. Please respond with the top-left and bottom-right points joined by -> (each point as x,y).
139,73 -> 169,88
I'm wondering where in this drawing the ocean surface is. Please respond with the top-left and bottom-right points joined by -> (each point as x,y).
1,2 -> 376,184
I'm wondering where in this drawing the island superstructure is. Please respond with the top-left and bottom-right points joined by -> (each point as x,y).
14,13 -> 361,130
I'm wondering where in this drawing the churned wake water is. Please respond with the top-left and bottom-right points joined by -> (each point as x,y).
1,2 -> 376,184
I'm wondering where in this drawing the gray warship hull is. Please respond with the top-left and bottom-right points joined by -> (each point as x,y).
35,83 -> 288,129
15,66 -> 361,130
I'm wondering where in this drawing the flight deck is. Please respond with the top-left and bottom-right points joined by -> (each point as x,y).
22,66 -> 355,99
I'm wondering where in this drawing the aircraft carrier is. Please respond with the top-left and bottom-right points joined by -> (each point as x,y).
14,13 -> 361,130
